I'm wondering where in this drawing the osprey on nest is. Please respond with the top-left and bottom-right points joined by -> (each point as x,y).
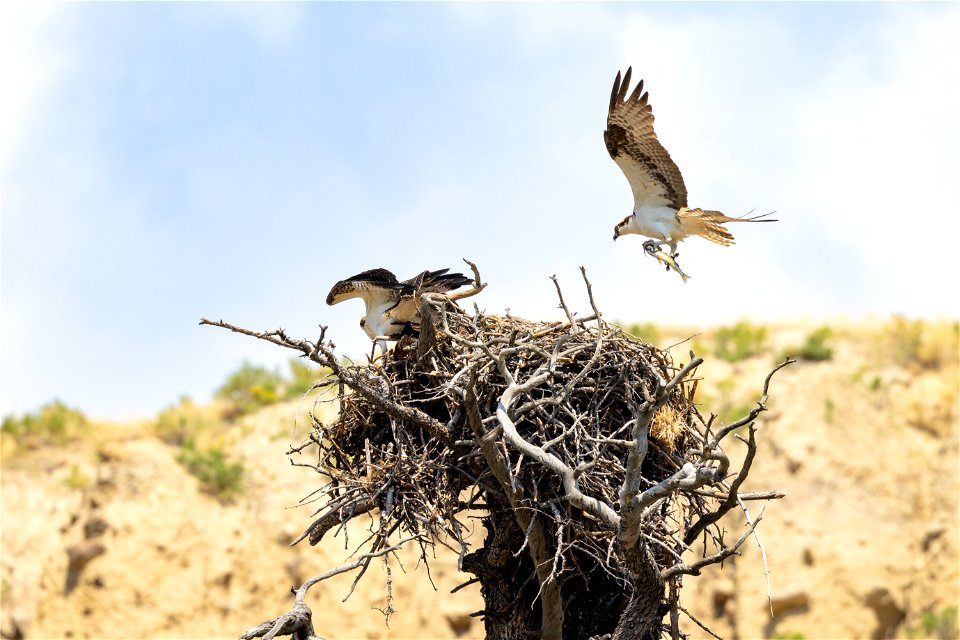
604,67 -> 775,269
326,268 -> 474,341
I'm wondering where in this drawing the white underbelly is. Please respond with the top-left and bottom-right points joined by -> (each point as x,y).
630,205 -> 681,240
365,301 -> 395,338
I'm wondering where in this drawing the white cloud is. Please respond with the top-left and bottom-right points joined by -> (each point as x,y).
0,2 -> 70,164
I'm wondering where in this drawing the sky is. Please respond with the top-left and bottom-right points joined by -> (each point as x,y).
2,2 -> 958,421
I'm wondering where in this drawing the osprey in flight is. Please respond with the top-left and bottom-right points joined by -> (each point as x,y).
326,268 -> 473,341
605,67 -> 774,258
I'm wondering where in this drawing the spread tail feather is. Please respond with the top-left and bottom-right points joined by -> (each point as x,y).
734,210 -> 778,222
678,208 -> 777,246
678,208 -> 735,246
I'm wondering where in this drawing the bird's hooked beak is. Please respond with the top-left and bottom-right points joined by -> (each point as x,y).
614,216 -> 630,241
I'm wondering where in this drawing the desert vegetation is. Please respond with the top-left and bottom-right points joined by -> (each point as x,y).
1,399 -> 88,449
1,318 -> 957,640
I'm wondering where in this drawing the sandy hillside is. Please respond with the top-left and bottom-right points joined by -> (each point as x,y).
1,400 -> 482,640
1,319 -> 957,640
666,320 -> 959,640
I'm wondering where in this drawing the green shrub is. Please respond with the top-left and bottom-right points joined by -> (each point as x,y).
176,440 -> 244,501
718,397 -> 760,426
284,359 -> 333,399
216,362 -> 284,418
690,336 -> 710,358
214,359 -> 334,418
714,322 -> 767,362
65,464 -> 92,489
1,400 -> 87,448
154,396 -> 222,446
824,397 -> 835,424
705,376 -> 761,426
884,316 -> 958,370
906,606 -> 958,639
785,327 -> 833,361
887,316 -> 926,367
621,322 -> 661,345
851,368 -> 884,392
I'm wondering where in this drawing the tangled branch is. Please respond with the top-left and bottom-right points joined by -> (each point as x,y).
202,263 -> 790,640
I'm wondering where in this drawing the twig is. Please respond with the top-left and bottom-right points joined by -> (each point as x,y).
739,495 -> 774,618
678,604 -> 722,640
662,510 -> 765,579
550,274 -> 578,332
446,258 -> 487,301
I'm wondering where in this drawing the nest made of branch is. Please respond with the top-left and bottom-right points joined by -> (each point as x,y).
298,300 -> 698,555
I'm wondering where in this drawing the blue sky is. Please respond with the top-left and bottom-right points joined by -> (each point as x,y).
2,2 -> 958,420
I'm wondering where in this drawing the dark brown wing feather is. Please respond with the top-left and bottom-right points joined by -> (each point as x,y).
342,268 -> 400,285
325,268 -> 402,305
415,269 -> 474,294
604,67 -> 687,210
388,268 -> 474,333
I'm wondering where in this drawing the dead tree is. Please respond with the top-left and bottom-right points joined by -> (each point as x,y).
201,263 -> 789,640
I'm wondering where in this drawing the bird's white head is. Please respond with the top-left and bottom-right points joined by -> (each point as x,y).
359,317 -> 376,340
613,215 -> 632,241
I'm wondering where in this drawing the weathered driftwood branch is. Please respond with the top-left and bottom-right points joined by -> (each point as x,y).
203,265 -> 789,640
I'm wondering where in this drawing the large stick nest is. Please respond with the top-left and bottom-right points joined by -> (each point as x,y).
205,269 -> 787,640
295,295 -> 699,570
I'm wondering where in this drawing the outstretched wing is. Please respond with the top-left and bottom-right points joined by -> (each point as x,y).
333,267 -> 473,339
389,268 -> 475,329
412,269 -> 474,295
325,268 -> 402,306
603,67 -> 687,210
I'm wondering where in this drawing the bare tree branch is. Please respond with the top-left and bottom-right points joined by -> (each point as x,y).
241,537 -> 422,640
199,318 -> 455,447
446,258 -> 487,302
206,269 -> 788,640
662,510 -> 765,580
